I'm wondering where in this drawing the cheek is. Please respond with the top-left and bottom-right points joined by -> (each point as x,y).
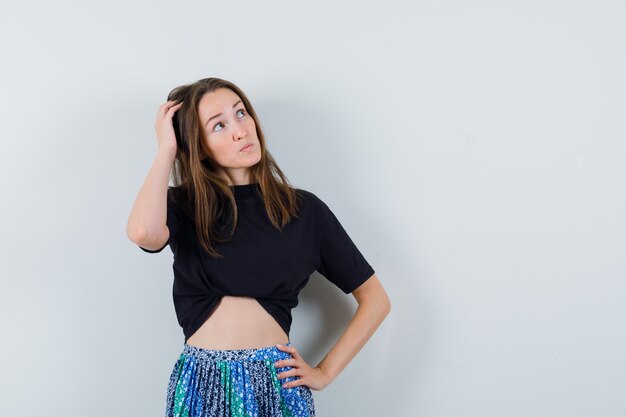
215,139 -> 246,162
246,119 -> 257,134
206,138 -> 230,161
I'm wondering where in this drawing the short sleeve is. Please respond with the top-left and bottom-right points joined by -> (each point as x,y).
316,199 -> 375,293
139,187 -> 180,253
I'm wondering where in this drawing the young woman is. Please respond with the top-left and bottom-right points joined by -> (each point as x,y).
127,77 -> 391,417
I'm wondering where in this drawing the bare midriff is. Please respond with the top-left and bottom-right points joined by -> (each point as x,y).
185,295 -> 290,350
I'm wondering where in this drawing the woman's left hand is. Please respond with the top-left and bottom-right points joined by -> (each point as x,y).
274,343 -> 330,391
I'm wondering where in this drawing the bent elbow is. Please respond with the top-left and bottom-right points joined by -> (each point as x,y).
127,226 -> 147,246
377,291 -> 391,317
383,297 -> 392,317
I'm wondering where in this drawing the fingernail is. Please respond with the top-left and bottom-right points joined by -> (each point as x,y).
275,344 -> 281,347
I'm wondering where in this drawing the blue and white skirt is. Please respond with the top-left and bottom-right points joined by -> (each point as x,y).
164,341 -> 316,417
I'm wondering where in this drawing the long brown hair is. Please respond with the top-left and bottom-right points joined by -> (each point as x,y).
166,77 -> 302,258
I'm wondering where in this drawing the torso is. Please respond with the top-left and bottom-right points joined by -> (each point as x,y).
185,295 -> 290,350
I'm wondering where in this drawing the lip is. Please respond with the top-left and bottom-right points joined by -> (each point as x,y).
240,143 -> 253,151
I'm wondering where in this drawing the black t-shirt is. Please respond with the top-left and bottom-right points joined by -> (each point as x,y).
139,182 -> 375,343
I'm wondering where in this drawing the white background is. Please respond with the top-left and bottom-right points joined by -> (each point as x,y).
1,0 -> 625,416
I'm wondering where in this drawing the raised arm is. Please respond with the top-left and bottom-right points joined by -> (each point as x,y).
126,100 -> 182,251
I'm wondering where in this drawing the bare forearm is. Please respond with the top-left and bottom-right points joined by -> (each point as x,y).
126,148 -> 176,242
316,297 -> 390,385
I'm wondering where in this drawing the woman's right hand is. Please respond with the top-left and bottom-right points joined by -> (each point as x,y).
154,100 -> 183,154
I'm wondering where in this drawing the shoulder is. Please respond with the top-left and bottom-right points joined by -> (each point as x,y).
292,187 -> 333,219
293,187 -> 326,208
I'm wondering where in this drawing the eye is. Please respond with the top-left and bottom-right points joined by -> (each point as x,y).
212,109 -> 246,132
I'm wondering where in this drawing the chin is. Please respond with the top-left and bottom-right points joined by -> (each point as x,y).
250,153 -> 262,165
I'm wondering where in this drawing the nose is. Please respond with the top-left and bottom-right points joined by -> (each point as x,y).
234,123 -> 247,140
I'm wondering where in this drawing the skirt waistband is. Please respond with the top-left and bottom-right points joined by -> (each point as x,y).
181,341 -> 293,362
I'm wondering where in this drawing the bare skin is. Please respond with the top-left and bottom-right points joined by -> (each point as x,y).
186,296 -> 290,349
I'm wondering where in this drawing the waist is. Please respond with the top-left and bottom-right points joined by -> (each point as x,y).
185,295 -> 290,350
181,341 -> 294,362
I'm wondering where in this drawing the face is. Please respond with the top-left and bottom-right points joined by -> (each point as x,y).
197,88 -> 261,184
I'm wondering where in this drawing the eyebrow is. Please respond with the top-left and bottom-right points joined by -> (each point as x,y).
204,100 -> 243,127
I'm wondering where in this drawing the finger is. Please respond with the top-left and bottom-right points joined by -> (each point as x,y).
283,345 -> 302,360
275,359 -> 299,371
157,102 -> 172,118
281,378 -> 305,389
276,343 -> 295,350
274,358 -> 296,368
165,101 -> 183,110
166,103 -> 182,118
160,100 -> 182,114
276,368 -> 298,380
159,100 -> 176,111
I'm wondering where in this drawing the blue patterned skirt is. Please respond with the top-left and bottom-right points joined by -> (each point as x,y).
164,342 -> 316,417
